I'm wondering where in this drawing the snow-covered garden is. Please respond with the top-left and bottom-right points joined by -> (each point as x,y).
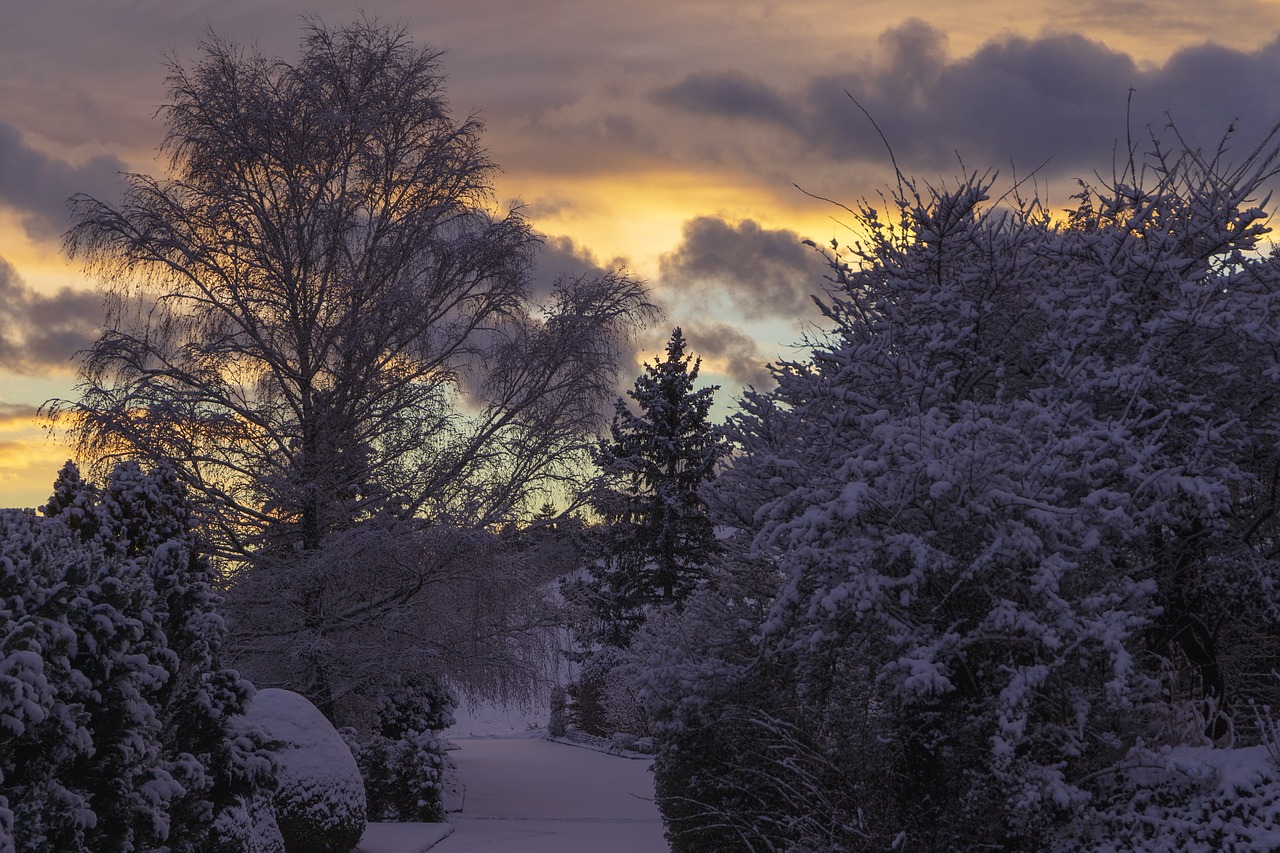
8,14 -> 1280,853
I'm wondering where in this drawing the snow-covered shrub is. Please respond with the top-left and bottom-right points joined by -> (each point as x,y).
631,557 -> 861,852
208,794 -> 286,853
347,675 -> 456,823
565,645 -> 625,737
0,462 -> 273,853
1058,746 -> 1280,851
243,688 -> 365,853
655,127 -> 1280,850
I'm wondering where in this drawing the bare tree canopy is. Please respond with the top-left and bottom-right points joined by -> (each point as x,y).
53,17 -> 655,561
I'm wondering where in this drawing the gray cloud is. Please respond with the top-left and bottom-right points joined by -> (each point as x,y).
653,70 -> 797,124
0,121 -> 128,241
658,217 -> 822,324
528,233 -> 630,305
0,402 -> 40,427
0,257 -> 103,374
659,22 -> 1280,185
683,322 -> 774,390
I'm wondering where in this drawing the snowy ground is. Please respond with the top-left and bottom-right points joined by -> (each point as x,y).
429,737 -> 668,852
357,697 -> 668,853
358,822 -> 455,853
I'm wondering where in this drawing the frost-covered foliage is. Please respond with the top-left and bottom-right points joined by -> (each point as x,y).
653,128 -> 1280,850
244,689 -> 365,853
0,461 -> 274,853
53,15 -> 653,722
1056,745 -> 1280,852
343,675 -> 456,823
227,520 -> 569,722
629,548 -> 862,852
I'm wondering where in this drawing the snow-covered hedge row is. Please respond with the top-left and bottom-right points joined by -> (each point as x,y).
0,462 -> 275,853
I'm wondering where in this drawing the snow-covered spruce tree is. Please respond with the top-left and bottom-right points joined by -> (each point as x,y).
0,462 -> 273,852
658,128 -> 1280,850
571,328 -> 729,644
52,17 -> 654,719
562,329 -> 728,735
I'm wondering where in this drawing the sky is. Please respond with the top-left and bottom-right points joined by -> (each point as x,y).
3,0 -> 1280,508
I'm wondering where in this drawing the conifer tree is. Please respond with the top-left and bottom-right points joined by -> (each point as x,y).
579,328 -> 729,647
1,462 -> 272,852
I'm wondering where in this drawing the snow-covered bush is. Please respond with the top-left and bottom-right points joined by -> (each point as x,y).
346,675 -> 456,823
1058,746 -> 1280,851
0,462 -> 273,853
208,794 -> 285,853
243,689 -> 365,853
565,645 -> 627,737
632,555 -> 866,852
548,685 -> 568,737
653,127 -> 1280,850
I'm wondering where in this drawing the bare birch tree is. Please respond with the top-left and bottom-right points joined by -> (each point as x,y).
55,17 -> 652,558
51,17 -> 654,716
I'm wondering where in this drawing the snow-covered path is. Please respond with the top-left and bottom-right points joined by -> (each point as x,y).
430,738 -> 668,852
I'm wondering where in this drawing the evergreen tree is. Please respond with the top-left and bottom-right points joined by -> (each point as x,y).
1,463 -> 273,852
578,328 -> 729,647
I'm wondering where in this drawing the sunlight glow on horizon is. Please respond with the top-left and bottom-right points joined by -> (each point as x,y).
3,0 -> 1279,508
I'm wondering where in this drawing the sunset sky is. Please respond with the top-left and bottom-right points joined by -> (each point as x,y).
3,0 -> 1280,508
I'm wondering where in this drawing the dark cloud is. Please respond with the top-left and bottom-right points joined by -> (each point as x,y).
658,22 -> 1280,186
653,70 -> 797,124
0,402 -> 40,428
0,121 -> 128,241
0,257 -> 102,374
528,234 -> 630,305
683,322 -> 774,390
816,27 -> 1144,175
658,217 -> 821,323
875,17 -> 950,105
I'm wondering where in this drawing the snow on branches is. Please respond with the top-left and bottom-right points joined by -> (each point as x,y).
0,462 -> 272,853
691,126 -> 1280,849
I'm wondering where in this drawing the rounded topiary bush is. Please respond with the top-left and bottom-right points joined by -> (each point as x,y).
244,688 -> 367,853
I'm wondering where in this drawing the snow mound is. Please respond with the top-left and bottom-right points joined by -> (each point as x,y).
246,688 -> 367,853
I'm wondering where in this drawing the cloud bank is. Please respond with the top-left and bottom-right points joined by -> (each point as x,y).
654,22 -> 1280,188
0,257 -> 102,375
0,121 -> 127,241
